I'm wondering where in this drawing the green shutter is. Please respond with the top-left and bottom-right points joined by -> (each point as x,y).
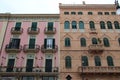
48,22 -> 53,31
31,22 -> 37,31
29,38 -> 35,49
15,22 -> 21,31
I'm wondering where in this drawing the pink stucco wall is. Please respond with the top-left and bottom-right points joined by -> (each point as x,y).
0,20 -> 59,68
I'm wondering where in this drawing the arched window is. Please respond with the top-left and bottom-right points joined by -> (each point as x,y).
72,21 -> 77,29
107,21 -> 113,29
80,38 -> 86,47
65,38 -> 71,47
92,38 -> 98,44
118,38 -> 120,46
100,21 -> 106,29
82,56 -> 88,66
103,38 -> 110,47
79,21 -> 84,29
65,56 -> 72,68
64,21 -> 70,29
94,56 -> 101,66
114,21 -> 120,29
107,56 -> 114,66
66,75 -> 72,80
89,21 -> 95,30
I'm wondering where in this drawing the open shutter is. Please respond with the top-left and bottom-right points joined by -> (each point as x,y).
52,39 -> 55,49
44,39 -> 47,49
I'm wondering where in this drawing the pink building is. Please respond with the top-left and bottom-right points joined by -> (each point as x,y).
0,14 -> 60,80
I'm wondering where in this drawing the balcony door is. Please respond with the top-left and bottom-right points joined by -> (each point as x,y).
15,22 -> 21,31
48,22 -> 53,31
31,22 -> 37,31
6,59 -> 15,72
45,59 -> 52,72
29,38 -> 35,49
26,59 -> 33,72
44,38 -> 55,49
9,38 -> 20,49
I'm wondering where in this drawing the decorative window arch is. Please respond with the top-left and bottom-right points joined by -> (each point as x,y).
79,21 -> 84,29
100,21 -> 106,29
107,21 -> 113,29
64,21 -> 70,29
65,37 -> 71,47
72,21 -> 77,29
80,38 -> 86,47
92,38 -> 98,44
94,56 -> 101,66
65,56 -> 72,68
114,21 -> 120,29
82,56 -> 88,66
103,38 -> 110,47
107,56 -> 114,66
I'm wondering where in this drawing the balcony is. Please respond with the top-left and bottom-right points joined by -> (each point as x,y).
27,27 -> 40,34
5,44 -> 22,53
88,44 -> 104,53
0,66 -> 59,76
41,45 -> 58,53
89,28 -> 97,35
78,66 -> 120,74
23,44 -> 40,53
44,27 -> 56,34
11,27 -> 23,34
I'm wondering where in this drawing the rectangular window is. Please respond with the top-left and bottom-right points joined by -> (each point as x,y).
44,38 -> 55,49
104,12 -> 109,15
47,22 -> 53,31
15,22 -> 21,31
98,12 -> 103,15
71,12 -> 76,15
111,12 -> 116,15
64,12 -> 69,15
88,12 -> 93,15
9,38 -> 20,49
22,77 -> 34,80
78,12 -> 83,15
29,38 -> 35,49
31,22 -> 37,31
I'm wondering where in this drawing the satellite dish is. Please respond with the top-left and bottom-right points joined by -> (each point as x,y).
116,8 -> 120,15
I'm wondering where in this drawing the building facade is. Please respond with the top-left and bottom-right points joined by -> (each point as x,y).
59,3 -> 120,80
0,14 -> 60,80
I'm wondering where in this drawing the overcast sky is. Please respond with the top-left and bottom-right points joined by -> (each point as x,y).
0,0 -> 119,14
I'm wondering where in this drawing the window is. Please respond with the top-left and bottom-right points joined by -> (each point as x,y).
79,21 -> 84,29
44,38 -> 55,49
71,12 -> 76,15
89,21 -> 95,30
72,21 -> 77,29
47,22 -> 54,31
111,12 -> 116,15
66,75 -> 72,80
42,77 -> 55,80
92,38 -> 98,44
100,21 -> 106,29
98,12 -> 103,15
94,56 -> 101,66
80,38 -> 86,47
82,56 -> 88,66
65,38 -> 71,47
103,38 -> 110,47
22,77 -> 34,80
29,38 -> 36,49
105,12 -> 109,15
6,59 -> 15,72
107,21 -> 113,29
118,38 -> 120,46
31,22 -> 37,31
15,22 -> 21,31
114,21 -> 120,29
64,21 -> 70,29
107,56 -> 114,66
65,56 -> 72,68
64,12 -> 69,15
78,12 -> 83,15
88,12 -> 93,15
9,38 -> 20,49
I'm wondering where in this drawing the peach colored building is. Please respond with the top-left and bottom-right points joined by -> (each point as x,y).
59,3 -> 120,80
0,14 -> 60,80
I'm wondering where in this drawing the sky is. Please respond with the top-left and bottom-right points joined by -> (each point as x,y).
0,0 -> 119,14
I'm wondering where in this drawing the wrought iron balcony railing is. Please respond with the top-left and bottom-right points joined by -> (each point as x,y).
0,66 -> 59,76
78,66 -> 120,74
11,27 -> 23,34
41,45 -> 58,53
44,27 -> 56,34
27,27 -> 40,34
88,44 -> 104,53
5,44 -> 22,53
23,44 -> 40,53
